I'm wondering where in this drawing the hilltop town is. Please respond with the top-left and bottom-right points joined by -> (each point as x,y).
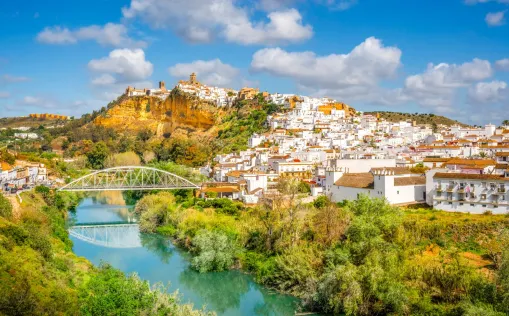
95,73 -> 509,214
2,73 -> 509,215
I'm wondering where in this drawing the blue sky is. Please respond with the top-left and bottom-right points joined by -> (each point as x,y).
0,0 -> 508,124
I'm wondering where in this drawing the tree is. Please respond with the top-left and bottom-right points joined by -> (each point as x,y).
137,129 -> 152,142
104,151 -> 141,168
0,149 -> 15,165
86,142 -> 109,169
502,120 -> 509,127
313,197 -> 350,245
191,230 -> 238,273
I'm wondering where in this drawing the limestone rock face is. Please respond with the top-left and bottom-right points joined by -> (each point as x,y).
94,89 -> 225,137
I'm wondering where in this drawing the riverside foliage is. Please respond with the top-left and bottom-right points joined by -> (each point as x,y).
135,187 -> 509,315
0,189 -> 213,316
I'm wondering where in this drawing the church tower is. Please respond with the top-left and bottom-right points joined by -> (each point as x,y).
190,72 -> 197,84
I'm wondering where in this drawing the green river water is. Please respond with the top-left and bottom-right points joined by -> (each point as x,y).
69,193 -> 301,315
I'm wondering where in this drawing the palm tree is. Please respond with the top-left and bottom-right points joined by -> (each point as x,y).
502,120 -> 509,127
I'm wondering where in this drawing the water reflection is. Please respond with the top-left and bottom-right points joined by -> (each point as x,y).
179,269 -> 250,314
140,233 -> 174,263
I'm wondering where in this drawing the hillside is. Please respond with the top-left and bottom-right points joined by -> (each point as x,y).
0,116 -> 68,129
94,89 -> 226,138
365,111 -> 468,127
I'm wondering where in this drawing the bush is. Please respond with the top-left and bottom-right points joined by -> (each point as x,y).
0,194 -> 12,219
191,230 -> 239,273
79,264 -> 212,315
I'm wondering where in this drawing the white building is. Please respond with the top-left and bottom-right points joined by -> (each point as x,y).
328,167 -> 426,205
430,172 -> 509,214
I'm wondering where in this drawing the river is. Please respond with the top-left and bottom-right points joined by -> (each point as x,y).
68,192 -> 300,315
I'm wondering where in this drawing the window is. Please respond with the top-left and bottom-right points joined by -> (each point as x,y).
460,203 -> 464,206
397,191 -> 400,194
449,202 -> 453,205
482,204 -> 487,207
470,204 -> 475,207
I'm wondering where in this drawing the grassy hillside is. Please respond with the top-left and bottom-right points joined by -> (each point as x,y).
366,111 -> 468,127
0,116 -> 69,129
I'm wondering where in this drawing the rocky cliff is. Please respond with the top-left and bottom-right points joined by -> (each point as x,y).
94,89 -> 227,137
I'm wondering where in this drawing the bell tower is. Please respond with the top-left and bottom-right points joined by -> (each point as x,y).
190,72 -> 197,84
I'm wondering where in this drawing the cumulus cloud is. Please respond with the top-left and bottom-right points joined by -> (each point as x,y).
251,37 -> 402,94
485,11 -> 507,26
468,80 -> 508,103
169,59 -> 239,87
122,0 -> 312,45
88,48 -> 153,85
37,23 -> 146,47
495,58 -> 509,71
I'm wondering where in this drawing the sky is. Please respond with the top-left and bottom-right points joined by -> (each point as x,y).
0,0 -> 508,124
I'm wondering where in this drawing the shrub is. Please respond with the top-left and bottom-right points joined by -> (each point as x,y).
191,230 -> 239,273
0,194 -> 12,219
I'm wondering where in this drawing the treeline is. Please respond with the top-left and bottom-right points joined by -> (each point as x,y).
134,181 -> 509,315
0,190 -> 213,315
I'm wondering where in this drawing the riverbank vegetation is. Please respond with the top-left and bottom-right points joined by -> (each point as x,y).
135,182 -> 509,315
0,189 -> 213,315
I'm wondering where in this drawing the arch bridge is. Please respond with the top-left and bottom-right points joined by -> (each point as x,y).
58,166 -> 200,192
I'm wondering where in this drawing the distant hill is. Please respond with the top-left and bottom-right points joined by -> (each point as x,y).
0,116 -> 69,129
365,111 -> 468,127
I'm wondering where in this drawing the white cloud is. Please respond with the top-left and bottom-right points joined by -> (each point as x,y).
465,0 -> 509,4
88,48 -> 153,84
495,58 -> 509,71
22,96 -> 41,104
36,27 -> 77,44
122,0 -> 312,45
37,23 -> 146,47
485,11 -> 507,26
468,80 -> 508,103
91,74 -> 117,86
251,37 -> 402,93
1,74 -> 30,83
399,58 -> 493,111
322,0 -> 358,10
169,59 -> 239,87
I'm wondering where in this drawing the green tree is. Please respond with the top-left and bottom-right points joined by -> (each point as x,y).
191,230 -> 238,273
86,141 -> 110,169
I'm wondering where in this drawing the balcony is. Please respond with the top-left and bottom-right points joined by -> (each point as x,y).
446,185 -> 456,192
435,186 -> 443,193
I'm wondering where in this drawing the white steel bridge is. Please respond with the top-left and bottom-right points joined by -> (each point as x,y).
58,166 -> 200,192
69,222 -> 142,248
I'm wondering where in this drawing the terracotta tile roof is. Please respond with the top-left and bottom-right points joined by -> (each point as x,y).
226,170 -> 246,177
201,187 -> 240,193
423,157 -> 451,162
0,161 -> 13,171
495,164 -> 509,169
433,173 -> 508,181
394,176 -> 426,186
495,152 -> 509,157
335,173 -> 374,189
445,159 -> 496,166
